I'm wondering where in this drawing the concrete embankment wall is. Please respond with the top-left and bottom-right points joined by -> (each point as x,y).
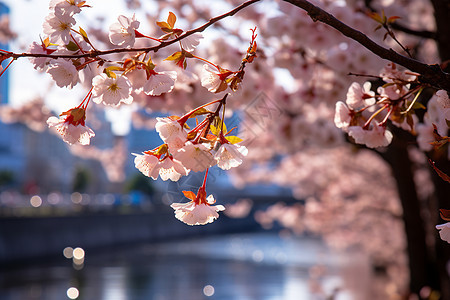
0,206 -> 261,265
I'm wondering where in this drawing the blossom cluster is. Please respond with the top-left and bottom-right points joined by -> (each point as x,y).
334,63 -> 448,150
133,98 -> 248,225
9,0 -> 258,226
30,2 -> 257,150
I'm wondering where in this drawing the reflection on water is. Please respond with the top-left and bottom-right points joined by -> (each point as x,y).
0,233 -> 361,300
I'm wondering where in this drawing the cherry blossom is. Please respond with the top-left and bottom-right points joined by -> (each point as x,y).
170,178 -> 225,226
348,123 -> 393,149
28,42 -> 52,70
92,74 -> 133,107
334,101 -> 352,131
109,14 -> 140,48
47,107 -> 95,145
155,117 -> 187,149
345,82 -> 375,109
171,199 -> 225,225
143,71 -> 177,96
214,143 -> 248,170
46,58 -> 79,89
179,32 -> 203,51
49,0 -> 83,15
436,223 -> 450,244
174,142 -> 216,172
42,11 -> 76,45
436,90 -> 450,120
200,64 -> 233,93
133,152 -> 188,181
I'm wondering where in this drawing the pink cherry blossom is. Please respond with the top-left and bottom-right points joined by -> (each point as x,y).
109,14 -> 140,48
345,82 -> 375,109
171,195 -> 225,225
46,58 -> 79,89
155,117 -> 187,150
143,71 -> 177,96
92,74 -> 133,107
436,223 -> 450,244
214,143 -> 248,170
179,32 -> 203,51
47,112 -> 95,146
49,0 -> 83,15
334,101 -> 352,131
28,42 -> 51,70
42,11 -> 75,45
133,153 -> 188,181
200,64 -> 232,93
436,90 -> 450,120
348,123 -> 393,148
174,142 -> 215,172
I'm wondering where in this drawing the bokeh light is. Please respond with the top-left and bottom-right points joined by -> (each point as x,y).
72,247 -> 85,260
71,192 -> 82,204
203,285 -> 215,297
30,195 -> 42,208
63,247 -> 74,259
66,287 -> 79,299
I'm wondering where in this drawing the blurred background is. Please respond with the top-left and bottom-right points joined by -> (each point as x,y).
0,2 -> 368,299
1,0 -> 449,299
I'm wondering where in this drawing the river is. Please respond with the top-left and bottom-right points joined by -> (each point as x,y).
0,232 -> 369,300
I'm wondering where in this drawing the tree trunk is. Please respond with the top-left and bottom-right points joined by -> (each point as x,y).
379,130 -> 436,295
378,124 -> 450,298
429,1 -> 450,298
429,153 -> 450,300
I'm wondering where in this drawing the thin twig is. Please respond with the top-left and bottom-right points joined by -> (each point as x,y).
8,0 -> 260,60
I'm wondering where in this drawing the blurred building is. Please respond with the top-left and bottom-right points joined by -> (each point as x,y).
0,3 -> 116,192
0,2 -> 9,105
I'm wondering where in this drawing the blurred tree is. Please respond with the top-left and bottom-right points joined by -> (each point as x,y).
0,169 -> 13,188
72,166 -> 91,193
124,173 -> 155,197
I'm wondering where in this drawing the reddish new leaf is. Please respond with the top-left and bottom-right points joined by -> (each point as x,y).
429,159 -> 450,183
182,190 -> 196,201
440,209 -> 450,221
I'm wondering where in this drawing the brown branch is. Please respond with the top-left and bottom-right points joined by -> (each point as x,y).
282,0 -> 450,92
6,0 -> 261,60
390,22 -> 437,40
363,0 -> 436,40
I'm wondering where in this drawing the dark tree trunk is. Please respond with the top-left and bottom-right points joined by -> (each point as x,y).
429,1 -> 450,298
379,129 -> 436,295
429,152 -> 450,300
379,123 -> 450,298
430,0 -> 450,63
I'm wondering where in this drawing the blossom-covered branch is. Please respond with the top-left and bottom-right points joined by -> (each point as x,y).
282,0 -> 450,92
0,0 -> 260,61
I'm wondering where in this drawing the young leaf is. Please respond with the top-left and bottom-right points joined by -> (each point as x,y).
43,37 -> 51,47
429,159 -> 450,183
165,51 -> 182,61
66,41 -> 79,51
79,26 -> 90,43
368,12 -> 383,24
440,209 -> 450,221
156,21 -> 172,33
155,143 -> 168,156
188,107 -> 212,118
182,190 -> 196,201
209,124 -> 220,136
387,16 -> 401,24
226,136 -> 243,144
167,12 -> 177,28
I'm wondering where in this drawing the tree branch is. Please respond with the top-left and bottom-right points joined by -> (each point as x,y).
5,0 -> 261,60
283,0 -> 450,92
363,0 -> 436,40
